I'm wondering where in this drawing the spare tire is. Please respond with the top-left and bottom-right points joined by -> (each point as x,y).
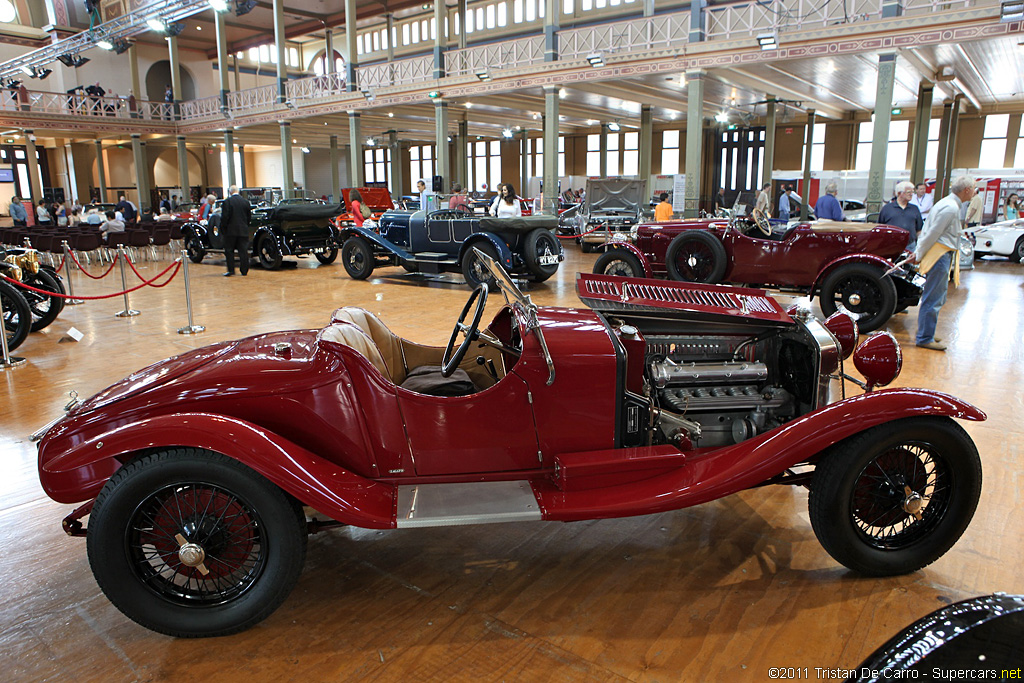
523,229 -> 560,281
665,231 -> 728,283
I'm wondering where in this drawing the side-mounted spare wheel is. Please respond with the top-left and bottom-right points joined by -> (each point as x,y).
808,416 -> 981,576
87,448 -> 307,637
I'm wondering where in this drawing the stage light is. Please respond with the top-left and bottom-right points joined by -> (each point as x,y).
757,33 -> 778,51
586,53 -> 604,67
607,121 -> 621,131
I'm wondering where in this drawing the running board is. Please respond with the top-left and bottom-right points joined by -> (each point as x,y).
395,481 -> 541,528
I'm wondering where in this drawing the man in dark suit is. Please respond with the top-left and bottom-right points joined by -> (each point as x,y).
219,185 -> 251,276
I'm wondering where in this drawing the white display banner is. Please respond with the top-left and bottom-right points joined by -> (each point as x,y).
671,174 -> 686,213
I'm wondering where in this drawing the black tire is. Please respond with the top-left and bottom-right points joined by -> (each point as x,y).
315,247 -> 338,265
523,229 -> 560,281
256,233 -> 283,270
580,241 -> 597,254
24,268 -> 65,332
461,242 -> 501,291
1,279 -> 31,352
665,231 -> 728,283
818,263 -> 897,333
185,235 -> 206,264
86,448 -> 308,638
808,417 -> 981,576
1010,236 -> 1024,264
593,249 -> 644,278
341,237 -> 374,280
39,266 -> 66,294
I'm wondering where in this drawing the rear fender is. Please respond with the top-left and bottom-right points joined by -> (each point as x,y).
38,412 -> 396,528
183,222 -> 206,240
459,233 -> 515,271
598,242 -> 652,277
253,226 -> 285,254
812,252 -> 894,295
536,388 -> 985,522
342,226 -> 412,260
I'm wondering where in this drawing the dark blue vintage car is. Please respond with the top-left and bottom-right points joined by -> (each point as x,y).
337,208 -> 564,288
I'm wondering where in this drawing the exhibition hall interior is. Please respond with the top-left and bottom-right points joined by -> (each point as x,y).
1,0 -> 1023,679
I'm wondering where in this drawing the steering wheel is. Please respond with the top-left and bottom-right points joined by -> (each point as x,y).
442,285 -> 489,377
751,208 -> 773,237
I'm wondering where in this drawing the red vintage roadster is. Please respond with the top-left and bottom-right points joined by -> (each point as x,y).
35,252 -> 983,638
593,213 -> 923,332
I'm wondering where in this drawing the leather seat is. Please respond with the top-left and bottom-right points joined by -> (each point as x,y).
330,307 -> 407,383
318,324 -> 393,380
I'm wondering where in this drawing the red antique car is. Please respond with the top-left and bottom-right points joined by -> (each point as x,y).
35,252 -> 982,638
593,213 -> 923,332
334,187 -> 396,225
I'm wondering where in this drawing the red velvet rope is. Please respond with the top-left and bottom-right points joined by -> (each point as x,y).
1,259 -> 181,300
69,250 -> 120,279
124,254 -> 181,287
556,223 -> 606,239
52,254 -> 65,274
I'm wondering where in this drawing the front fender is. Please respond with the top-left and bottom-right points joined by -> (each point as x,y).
599,242 -> 652,277
38,412 -> 396,528
460,233 -> 515,271
342,226 -> 413,260
183,222 -> 206,240
812,252 -> 894,294
536,388 -> 985,522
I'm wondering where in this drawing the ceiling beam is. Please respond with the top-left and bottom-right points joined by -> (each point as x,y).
896,48 -> 956,101
709,68 -> 845,121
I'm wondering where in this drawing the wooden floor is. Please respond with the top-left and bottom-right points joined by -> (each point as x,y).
2,245 -> 1022,682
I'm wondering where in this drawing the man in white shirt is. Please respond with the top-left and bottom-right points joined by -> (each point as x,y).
909,183 -> 933,219
906,175 -> 975,351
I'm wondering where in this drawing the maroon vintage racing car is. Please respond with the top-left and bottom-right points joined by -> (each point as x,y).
35,251 -> 982,637
593,213 -> 923,332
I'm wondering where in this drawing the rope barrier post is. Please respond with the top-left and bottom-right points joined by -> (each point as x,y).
114,247 -> 140,318
176,249 -> 205,335
0,308 -> 27,369
61,241 -> 84,306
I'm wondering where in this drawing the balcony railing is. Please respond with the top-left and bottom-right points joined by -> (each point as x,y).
179,95 -> 224,121
0,89 -> 176,122
447,35 -> 546,76
357,55 -> 433,89
225,83 -> 281,114
286,72 -> 346,103
559,13 -> 690,61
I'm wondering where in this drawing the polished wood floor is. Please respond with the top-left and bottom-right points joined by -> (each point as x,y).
2,245 -> 1022,682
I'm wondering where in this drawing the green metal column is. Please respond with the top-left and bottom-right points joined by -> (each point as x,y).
24,131 -> 42,204
684,70 -> 705,218
433,0 -> 446,79
599,123 -> 608,177
866,53 -> 897,216
215,9 -> 230,109
94,139 -> 107,201
325,29 -> 335,74
168,34 -> 182,119
388,130 -> 404,197
456,118 -> 468,190
224,130 -> 236,189
273,0 -> 288,103
800,110 -> 815,222
939,95 -> 962,198
543,85 -> 559,213
345,0 -> 357,91
638,104 -> 653,182
909,82 -> 934,185
348,112 -> 363,186
544,0 -> 559,62
762,96 -> 777,189
131,134 -> 149,209
176,136 -> 189,203
128,44 -> 141,106
238,145 -> 247,188
436,101 -> 449,190
330,134 -> 340,201
280,122 -> 294,199
520,130 -> 529,198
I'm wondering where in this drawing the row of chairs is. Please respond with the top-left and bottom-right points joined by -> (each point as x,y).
2,223 -> 184,266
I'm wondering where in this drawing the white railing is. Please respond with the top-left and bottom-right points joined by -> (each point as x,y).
179,95 -> 223,121
902,0 -> 978,17
286,72 -> 346,102
0,88 -> 175,122
225,83 -> 280,113
705,0 -> 889,39
558,13 -> 690,61
357,55 -> 433,89
447,35 -> 546,76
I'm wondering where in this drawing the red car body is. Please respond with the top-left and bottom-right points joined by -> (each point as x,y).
335,187 -> 395,225
35,266 -> 982,637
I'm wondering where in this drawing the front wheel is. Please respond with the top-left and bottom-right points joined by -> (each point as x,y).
185,235 -> 206,264
819,263 -> 897,333
315,247 -> 338,265
256,233 -> 283,270
808,417 -> 981,576
1010,236 -> 1024,263
593,249 -> 644,278
461,242 -> 500,291
1,279 -> 31,352
24,268 -> 65,332
341,237 -> 374,280
665,231 -> 728,283
87,448 -> 308,637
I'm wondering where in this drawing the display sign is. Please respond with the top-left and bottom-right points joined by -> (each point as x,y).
671,174 -> 686,213
0,168 -> 13,183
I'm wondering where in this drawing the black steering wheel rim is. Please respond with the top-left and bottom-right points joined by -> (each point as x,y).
751,208 -> 773,236
441,285 -> 489,377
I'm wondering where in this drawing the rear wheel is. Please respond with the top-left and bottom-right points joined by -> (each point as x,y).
185,235 -> 206,264
665,231 -> 728,283
256,233 -> 283,270
523,229 -> 560,281
87,448 -> 308,637
315,247 -> 338,265
461,242 -> 500,291
819,263 -> 897,333
1,279 -> 31,352
593,249 -> 644,278
341,237 -> 374,279
1010,236 -> 1024,263
808,417 -> 981,576
24,268 -> 65,332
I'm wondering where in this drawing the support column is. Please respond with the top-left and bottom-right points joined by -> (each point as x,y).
273,0 -> 288,103
1004,115 -> 1022,169
325,29 -> 335,74
939,95 -> 962,197
866,53 -> 897,216
638,104 -> 653,182
215,9 -> 230,109
689,0 -> 705,42
64,143 -> 79,204
599,123 -> 609,178
168,34 -> 182,119
330,134 -> 341,202
934,101 -> 953,197
909,82 -> 934,184
388,130 -> 404,197
433,0 -> 445,79
643,0 -> 654,16
457,119 -> 469,189
435,100 -> 450,190
762,96 -> 777,189
130,134 -> 150,210
543,85 -> 559,213
520,131 -> 529,198
458,0 -> 468,50
544,0 -> 559,62
684,70 -> 706,218
238,145 -> 247,187
279,122 -> 294,199
176,136 -> 190,203
25,131 -> 42,203
94,139 -> 107,201
224,130 -> 236,189
348,112 -> 363,186
800,110 -> 815,222
385,15 -> 395,63
345,0 -> 357,91
128,44 -> 141,105
232,55 -> 241,93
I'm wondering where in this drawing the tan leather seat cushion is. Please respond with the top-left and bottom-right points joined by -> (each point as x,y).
809,220 -> 876,232
329,307 -> 407,383
318,324 -> 392,380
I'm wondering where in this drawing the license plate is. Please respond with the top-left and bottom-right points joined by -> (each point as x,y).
539,254 -> 559,266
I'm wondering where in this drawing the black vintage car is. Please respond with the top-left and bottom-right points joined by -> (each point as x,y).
184,202 -> 342,270
336,208 -> 563,288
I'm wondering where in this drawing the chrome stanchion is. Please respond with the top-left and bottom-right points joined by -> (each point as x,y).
114,247 -> 140,318
61,241 -> 84,305
0,310 -> 26,369
177,249 -> 204,335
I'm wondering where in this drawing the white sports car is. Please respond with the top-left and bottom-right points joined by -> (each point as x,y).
973,219 -> 1024,262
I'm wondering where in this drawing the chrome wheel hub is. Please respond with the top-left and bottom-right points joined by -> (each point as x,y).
848,293 -> 862,306
902,485 -> 924,521
175,532 -> 210,575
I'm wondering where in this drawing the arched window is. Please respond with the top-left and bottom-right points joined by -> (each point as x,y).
0,0 -> 18,23
313,51 -> 345,76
